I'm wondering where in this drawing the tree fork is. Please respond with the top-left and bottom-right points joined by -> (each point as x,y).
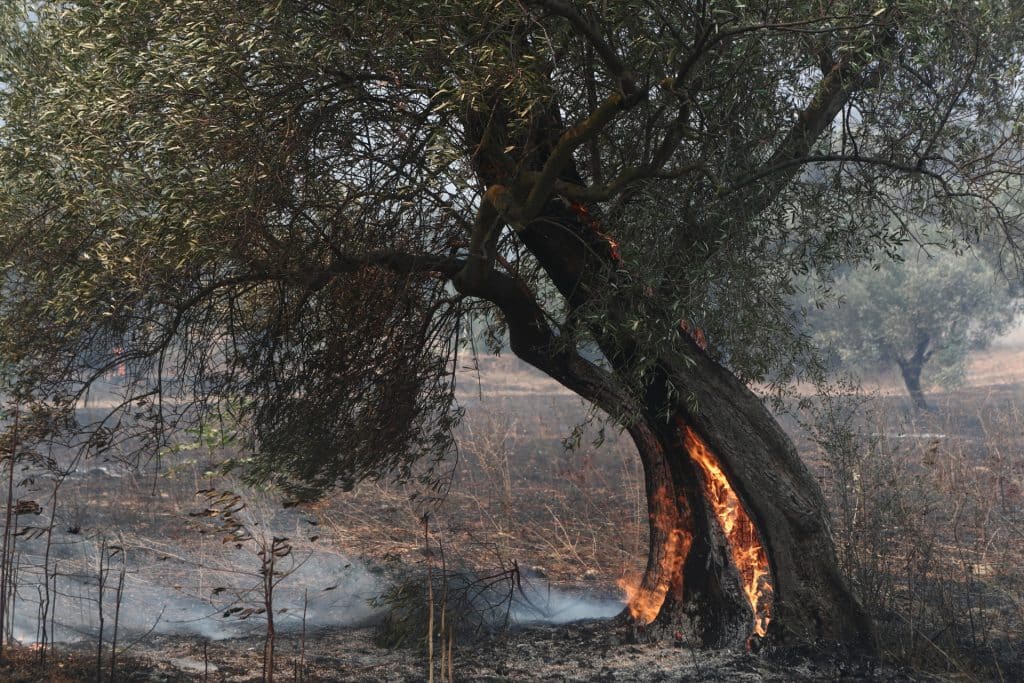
462,81 -> 873,649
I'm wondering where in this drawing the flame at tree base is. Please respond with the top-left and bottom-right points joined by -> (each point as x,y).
617,486 -> 690,624
618,426 -> 773,639
683,424 -> 772,637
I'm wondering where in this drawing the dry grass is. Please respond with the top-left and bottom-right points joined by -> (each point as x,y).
319,388 -> 646,587
964,346 -> 1024,387
796,384 -> 1024,678
2,348 -> 1023,679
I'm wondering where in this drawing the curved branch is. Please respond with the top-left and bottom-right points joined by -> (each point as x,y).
525,0 -> 636,95
727,153 -> 954,196
316,247 -> 631,414
454,265 -> 636,416
521,88 -> 646,219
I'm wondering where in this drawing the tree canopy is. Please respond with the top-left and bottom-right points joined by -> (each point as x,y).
2,0 -> 1024,646
809,244 -> 1020,409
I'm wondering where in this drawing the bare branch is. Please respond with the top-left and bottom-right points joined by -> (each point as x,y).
525,0 -> 636,95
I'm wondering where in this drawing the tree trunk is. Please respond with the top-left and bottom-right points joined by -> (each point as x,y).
498,309 -> 875,648
651,342 -> 875,648
898,359 -> 929,411
897,336 -> 931,411
462,91 -> 873,653
493,217 -> 876,647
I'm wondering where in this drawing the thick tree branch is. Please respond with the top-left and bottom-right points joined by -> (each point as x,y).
738,13 -> 898,219
520,88 -> 645,219
453,261 -> 637,416
317,247 -> 630,414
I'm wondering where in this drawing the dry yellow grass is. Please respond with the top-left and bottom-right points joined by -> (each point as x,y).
456,345 -> 1024,410
965,345 -> 1024,386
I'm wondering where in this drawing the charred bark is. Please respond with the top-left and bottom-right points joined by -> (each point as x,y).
459,86 -> 873,652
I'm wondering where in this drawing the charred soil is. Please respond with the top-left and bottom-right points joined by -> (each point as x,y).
0,353 -> 1021,680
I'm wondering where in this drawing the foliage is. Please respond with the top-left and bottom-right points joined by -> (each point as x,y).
808,245 -> 1020,394
0,1 -> 1022,497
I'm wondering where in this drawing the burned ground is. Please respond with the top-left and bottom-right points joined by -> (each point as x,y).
0,353 -> 1021,681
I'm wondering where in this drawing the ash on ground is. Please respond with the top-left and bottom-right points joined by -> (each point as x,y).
67,619 -> 949,682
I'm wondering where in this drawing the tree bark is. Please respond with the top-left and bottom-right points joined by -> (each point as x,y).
897,335 -> 931,412
460,86 -> 874,652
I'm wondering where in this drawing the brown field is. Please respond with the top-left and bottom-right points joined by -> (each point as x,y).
0,346 -> 1021,681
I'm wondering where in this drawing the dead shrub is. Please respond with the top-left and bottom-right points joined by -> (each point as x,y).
372,564 -> 519,649
802,388 -> 1024,679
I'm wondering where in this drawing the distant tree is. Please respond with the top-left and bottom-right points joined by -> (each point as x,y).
810,246 -> 1020,410
1,0 -> 1024,650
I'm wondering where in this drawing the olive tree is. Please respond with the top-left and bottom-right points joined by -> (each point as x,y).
1,0 -> 1023,650
810,246 -> 1020,410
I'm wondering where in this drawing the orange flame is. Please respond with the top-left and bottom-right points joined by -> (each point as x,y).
683,426 -> 772,638
617,486 -> 690,624
615,427 -> 772,638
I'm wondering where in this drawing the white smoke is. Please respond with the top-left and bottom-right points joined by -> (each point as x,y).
8,537 -> 384,645
510,579 -> 623,625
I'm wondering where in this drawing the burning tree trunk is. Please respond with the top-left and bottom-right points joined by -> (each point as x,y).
616,423 -> 691,625
608,403 -> 757,648
461,95 -> 873,653
557,348 -> 872,650
492,285 -> 874,648
627,348 -> 875,649
506,228 -> 873,649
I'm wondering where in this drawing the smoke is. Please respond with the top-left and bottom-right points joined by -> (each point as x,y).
1,435 -> 624,646
511,582 -> 623,624
8,550 -> 621,646
8,535 -> 385,645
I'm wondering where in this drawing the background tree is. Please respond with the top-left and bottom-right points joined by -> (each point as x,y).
809,246 -> 1021,410
1,0 -> 1023,651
